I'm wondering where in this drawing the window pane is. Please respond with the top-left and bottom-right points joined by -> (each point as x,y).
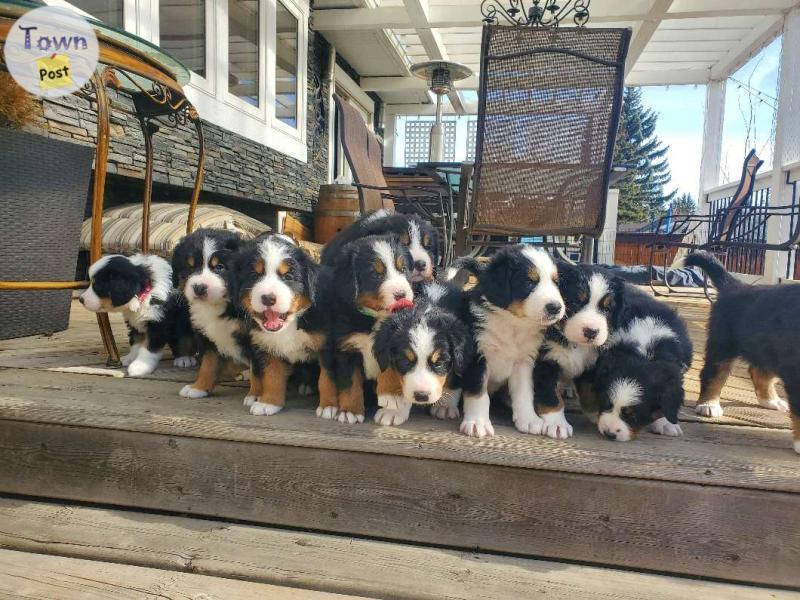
229,0 -> 259,106
159,0 -> 206,77
69,0 -> 123,28
275,0 -> 298,128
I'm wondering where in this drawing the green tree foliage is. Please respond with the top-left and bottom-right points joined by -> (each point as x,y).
614,87 -> 677,223
671,192 -> 697,214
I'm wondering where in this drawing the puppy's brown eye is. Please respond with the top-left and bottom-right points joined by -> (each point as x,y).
529,268 -> 540,283
187,256 -> 195,267
400,233 -> 411,245
210,255 -> 220,268
374,260 -> 386,274
600,294 -> 612,309
278,261 -> 291,276
404,348 -> 416,362
395,256 -> 406,271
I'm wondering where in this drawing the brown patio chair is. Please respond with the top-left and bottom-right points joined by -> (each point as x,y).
333,94 -> 454,263
645,149 -> 800,299
460,25 -> 630,255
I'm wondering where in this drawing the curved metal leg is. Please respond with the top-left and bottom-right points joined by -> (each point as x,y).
91,69 -> 120,366
186,106 -> 205,235
138,117 -> 159,252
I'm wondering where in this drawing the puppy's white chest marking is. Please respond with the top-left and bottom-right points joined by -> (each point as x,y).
190,302 -> 245,363
251,320 -> 320,364
342,332 -> 380,380
543,343 -> 598,379
476,308 -> 546,388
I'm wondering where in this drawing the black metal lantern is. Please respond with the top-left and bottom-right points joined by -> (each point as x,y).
481,0 -> 591,27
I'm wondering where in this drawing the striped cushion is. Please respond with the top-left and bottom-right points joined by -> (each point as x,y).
80,203 -> 270,257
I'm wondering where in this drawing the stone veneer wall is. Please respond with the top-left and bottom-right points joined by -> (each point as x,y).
10,32 -> 331,216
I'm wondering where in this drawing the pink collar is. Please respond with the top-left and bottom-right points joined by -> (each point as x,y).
137,283 -> 152,303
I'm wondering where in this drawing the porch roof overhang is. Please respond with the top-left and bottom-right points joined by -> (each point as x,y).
313,0 -> 799,114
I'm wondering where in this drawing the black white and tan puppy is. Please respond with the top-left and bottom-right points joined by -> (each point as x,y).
236,233 -> 326,416
79,253 -> 194,376
171,228 -> 250,399
533,263 -> 623,439
458,245 -> 566,438
316,234 -> 415,424
578,282 -> 692,441
372,281 -> 473,426
686,251 -> 798,454
320,210 -> 439,283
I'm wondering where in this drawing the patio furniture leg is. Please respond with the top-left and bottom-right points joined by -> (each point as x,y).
138,116 -> 158,253
454,164 -> 473,258
91,69 -> 121,367
186,105 -> 205,235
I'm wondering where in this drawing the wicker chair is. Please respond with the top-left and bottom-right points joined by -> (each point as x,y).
333,94 -> 455,264
647,149 -> 800,298
458,25 -> 630,256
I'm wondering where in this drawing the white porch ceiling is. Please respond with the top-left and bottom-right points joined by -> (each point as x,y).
313,0 -> 799,112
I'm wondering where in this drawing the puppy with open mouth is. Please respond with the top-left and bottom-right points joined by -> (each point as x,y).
79,253 -> 194,377
236,233 -> 326,416
458,245 -> 566,438
316,234 -> 415,424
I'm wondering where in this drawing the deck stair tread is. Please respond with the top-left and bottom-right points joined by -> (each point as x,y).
0,499 -> 793,600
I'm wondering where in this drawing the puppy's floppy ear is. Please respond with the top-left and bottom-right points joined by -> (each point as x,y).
608,275 -> 629,329
298,250 -> 319,300
373,313 -> 404,371
659,383 -> 683,425
332,244 -> 359,305
481,250 -> 513,307
447,315 -> 474,376
222,235 -> 241,252
109,276 -> 140,307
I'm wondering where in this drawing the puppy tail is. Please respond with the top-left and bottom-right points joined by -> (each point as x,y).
684,251 -> 741,293
445,256 -> 484,288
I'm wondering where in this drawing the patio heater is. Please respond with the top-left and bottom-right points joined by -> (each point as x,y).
409,61 -> 473,162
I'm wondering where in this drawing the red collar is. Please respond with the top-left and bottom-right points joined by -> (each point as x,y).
137,283 -> 153,303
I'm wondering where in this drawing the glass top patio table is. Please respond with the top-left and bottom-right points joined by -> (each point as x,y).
0,0 -> 191,88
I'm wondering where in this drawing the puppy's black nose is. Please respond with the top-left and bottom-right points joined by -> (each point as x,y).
262,293 -> 276,307
413,391 -> 430,403
583,327 -> 599,340
78,296 -> 85,305
393,290 -> 407,300
413,259 -> 427,272
192,283 -> 208,297
545,302 -> 562,316
603,431 -> 617,441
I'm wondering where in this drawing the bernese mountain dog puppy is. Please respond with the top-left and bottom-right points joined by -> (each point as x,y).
316,234 -> 415,424
171,229 -> 250,400
320,210 -> 439,283
577,282 -> 692,441
533,263 -> 623,439
79,254 -> 194,376
458,245 -> 566,438
371,281 -> 474,426
686,251 -> 798,454
235,233 -> 325,416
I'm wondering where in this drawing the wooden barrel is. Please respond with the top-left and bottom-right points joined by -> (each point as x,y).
314,184 -> 362,244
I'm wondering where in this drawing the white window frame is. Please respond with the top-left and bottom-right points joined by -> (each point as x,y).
119,0 -> 309,161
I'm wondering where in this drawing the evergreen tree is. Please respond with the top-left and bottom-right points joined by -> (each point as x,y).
614,87 -> 677,223
672,192 -> 697,214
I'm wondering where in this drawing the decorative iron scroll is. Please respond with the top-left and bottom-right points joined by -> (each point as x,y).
480,0 -> 590,27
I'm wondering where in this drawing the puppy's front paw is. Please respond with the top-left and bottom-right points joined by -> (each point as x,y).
650,416 -> 682,437
120,353 -> 137,367
316,405 -> 339,420
127,360 -> 156,377
541,411 -> 573,439
336,411 -> 365,424
375,405 -> 410,426
760,398 -> 790,413
173,355 -> 197,368
431,402 -> 460,420
695,401 -> 724,418
249,401 -> 283,416
180,384 -> 209,399
514,414 -> 544,435
243,395 -> 258,407
459,418 -> 495,438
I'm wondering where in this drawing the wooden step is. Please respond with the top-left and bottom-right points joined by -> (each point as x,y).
0,548 -> 363,599
0,368 -> 798,588
0,498 -> 792,600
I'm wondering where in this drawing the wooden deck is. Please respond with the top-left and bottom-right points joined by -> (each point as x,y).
0,296 -> 798,598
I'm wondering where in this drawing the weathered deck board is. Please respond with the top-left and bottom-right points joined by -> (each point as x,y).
0,498 -> 792,600
0,548 -> 363,599
0,368 -> 796,492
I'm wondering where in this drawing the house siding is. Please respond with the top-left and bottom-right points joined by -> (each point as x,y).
15,32 -> 331,214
